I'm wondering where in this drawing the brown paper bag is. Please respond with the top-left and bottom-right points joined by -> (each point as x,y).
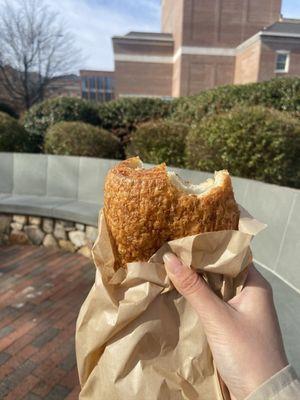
76,206 -> 266,400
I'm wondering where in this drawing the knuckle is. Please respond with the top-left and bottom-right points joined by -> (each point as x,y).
178,271 -> 201,296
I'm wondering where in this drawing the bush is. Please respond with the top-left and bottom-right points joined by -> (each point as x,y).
173,77 -> 300,124
0,102 -> 19,119
126,120 -> 189,167
44,121 -> 122,159
0,112 -> 31,152
186,106 -> 300,188
98,97 -> 174,145
23,97 -> 100,152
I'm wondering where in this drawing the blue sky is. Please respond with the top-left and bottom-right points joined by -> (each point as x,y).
1,0 -> 300,71
65,0 -> 300,71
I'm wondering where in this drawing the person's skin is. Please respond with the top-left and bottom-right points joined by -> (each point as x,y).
163,253 -> 288,400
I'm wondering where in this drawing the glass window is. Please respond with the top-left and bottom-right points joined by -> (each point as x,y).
105,92 -> 112,102
81,77 -> 88,91
89,77 -> 96,90
97,77 -> 104,91
82,91 -> 88,99
90,91 -> 96,100
105,77 -> 112,91
97,92 -> 104,102
275,52 -> 289,72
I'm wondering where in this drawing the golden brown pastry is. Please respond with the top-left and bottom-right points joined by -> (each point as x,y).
104,157 -> 240,269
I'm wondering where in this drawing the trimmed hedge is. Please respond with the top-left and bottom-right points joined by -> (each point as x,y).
23,97 -> 100,152
98,97 -> 174,145
0,112 -> 31,152
44,121 -> 122,159
126,120 -> 189,167
0,102 -> 19,119
173,77 -> 300,123
186,106 -> 300,188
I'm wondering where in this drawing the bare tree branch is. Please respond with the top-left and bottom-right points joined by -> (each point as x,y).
0,0 -> 81,109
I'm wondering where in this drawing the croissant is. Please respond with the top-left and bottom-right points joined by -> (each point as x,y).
104,157 -> 240,269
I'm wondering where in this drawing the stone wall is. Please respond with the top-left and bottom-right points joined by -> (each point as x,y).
0,214 -> 98,259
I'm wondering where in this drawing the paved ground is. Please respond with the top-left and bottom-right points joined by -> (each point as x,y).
1,246 -> 299,400
0,245 -> 95,400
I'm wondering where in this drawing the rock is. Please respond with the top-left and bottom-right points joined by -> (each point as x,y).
69,231 -> 87,248
43,218 -> 54,233
2,234 -> 9,245
13,215 -> 27,224
86,226 -> 98,244
59,240 -> 76,253
54,222 -> 67,240
75,223 -> 85,231
9,230 -> 31,245
10,222 -> 23,231
24,225 -> 45,245
77,246 -> 92,259
0,214 -> 12,233
28,216 -> 41,226
57,220 -> 75,232
43,234 -> 58,248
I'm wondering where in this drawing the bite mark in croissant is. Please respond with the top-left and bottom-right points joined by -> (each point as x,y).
104,157 -> 240,269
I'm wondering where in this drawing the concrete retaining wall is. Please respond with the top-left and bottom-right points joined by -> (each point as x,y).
1,153 -> 299,292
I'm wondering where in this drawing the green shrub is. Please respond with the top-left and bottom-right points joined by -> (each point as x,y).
23,97 -> 100,152
98,97 -> 174,145
0,102 -> 19,119
173,77 -> 300,124
44,121 -> 122,159
186,106 -> 300,188
0,112 -> 31,152
126,120 -> 189,167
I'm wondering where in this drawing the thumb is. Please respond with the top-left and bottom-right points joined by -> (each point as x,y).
163,252 -> 228,325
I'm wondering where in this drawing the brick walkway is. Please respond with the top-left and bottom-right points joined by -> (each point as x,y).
0,245 -> 95,400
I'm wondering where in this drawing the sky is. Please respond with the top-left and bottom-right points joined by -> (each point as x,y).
1,0 -> 300,72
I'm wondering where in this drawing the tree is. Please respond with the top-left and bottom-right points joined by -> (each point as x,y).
0,0 -> 80,110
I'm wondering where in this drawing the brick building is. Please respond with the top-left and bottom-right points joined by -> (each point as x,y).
112,0 -> 300,98
46,74 -> 81,99
79,70 -> 115,102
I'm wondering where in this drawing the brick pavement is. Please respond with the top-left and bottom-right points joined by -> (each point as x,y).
0,245 -> 95,400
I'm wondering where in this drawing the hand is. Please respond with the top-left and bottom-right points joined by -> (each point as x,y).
163,253 -> 288,400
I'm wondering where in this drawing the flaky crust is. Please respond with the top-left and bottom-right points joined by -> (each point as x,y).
104,157 -> 240,269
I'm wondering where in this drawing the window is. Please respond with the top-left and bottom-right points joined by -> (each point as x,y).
105,92 -> 112,102
275,51 -> 290,73
97,77 -> 104,91
90,91 -> 96,100
105,77 -> 112,91
81,77 -> 88,91
82,91 -> 88,99
89,77 -> 96,90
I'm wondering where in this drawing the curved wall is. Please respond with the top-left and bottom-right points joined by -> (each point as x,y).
0,152 -> 299,292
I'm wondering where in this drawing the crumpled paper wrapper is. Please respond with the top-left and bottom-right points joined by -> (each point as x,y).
76,206 -> 266,400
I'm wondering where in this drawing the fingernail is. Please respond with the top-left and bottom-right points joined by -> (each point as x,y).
163,253 -> 183,275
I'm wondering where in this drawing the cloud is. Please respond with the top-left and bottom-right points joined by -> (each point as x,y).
43,0 -> 161,72
1,0 -> 299,75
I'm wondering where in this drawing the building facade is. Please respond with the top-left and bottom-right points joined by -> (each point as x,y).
46,74 -> 81,99
111,0 -> 300,98
80,70 -> 115,102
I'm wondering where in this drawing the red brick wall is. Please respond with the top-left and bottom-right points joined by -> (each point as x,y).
258,37 -> 300,82
234,40 -> 261,84
161,0 -> 184,51
179,54 -> 235,95
114,61 -> 173,97
180,0 -> 281,48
